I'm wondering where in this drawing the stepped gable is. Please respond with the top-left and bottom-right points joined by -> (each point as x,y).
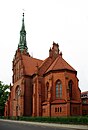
22,55 -> 43,76
45,54 -> 76,74
37,42 -> 60,76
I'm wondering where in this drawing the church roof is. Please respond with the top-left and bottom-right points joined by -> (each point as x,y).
45,55 -> 76,74
22,55 -> 43,76
38,57 -> 53,75
21,51 -> 76,76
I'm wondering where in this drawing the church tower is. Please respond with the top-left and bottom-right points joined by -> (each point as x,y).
11,13 -> 32,117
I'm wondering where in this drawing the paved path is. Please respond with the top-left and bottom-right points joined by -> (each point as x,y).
0,119 -> 88,130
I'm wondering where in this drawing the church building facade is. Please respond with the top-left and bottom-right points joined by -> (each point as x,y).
4,14 -> 83,117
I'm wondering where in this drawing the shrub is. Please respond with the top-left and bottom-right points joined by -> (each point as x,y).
0,116 -> 88,125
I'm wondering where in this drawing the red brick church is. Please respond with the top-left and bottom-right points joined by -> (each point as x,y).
4,13 -> 87,117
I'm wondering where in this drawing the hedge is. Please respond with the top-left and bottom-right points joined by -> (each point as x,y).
0,116 -> 88,125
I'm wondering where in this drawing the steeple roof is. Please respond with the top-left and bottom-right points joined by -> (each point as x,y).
18,13 -> 28,53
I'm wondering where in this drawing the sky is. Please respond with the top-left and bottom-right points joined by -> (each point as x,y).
0,0 -> 88,92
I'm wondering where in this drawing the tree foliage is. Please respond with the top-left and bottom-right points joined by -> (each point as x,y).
0,81 -> 10,116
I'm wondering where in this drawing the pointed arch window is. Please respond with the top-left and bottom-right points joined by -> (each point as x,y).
45,82 -> 49,100
68,80 -> 73,99
15,85 -> 20,99
56,80 -> 62,98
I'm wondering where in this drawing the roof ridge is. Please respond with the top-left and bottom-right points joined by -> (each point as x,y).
44,56 -> 61,74
44,57 -> 58,74
51,56 -> 60,70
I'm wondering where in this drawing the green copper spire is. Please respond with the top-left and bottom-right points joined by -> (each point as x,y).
18,13 -> 28,52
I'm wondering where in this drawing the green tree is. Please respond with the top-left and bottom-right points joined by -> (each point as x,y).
0,81 -> 10,116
